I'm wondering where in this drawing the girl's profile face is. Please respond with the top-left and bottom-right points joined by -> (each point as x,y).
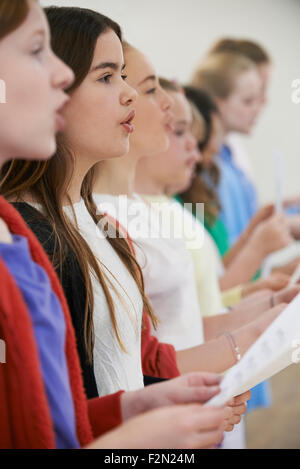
146,91 -> 200,194
62,29 -> 137,166
217,69 -> 262,134
0,0 -> 74,163
124,47 -> 173,157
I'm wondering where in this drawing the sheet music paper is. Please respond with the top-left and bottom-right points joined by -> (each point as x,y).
206,293 -> 300,407
289,262 -> 300,285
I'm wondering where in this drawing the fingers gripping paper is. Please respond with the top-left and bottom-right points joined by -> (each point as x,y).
207,293 -> 300,407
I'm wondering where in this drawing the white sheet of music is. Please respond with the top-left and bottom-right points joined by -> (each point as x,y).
206,293 -> 300,407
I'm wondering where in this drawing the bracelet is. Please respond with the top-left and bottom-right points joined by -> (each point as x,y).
270,294 -> 275,308
224,332 -> 241,364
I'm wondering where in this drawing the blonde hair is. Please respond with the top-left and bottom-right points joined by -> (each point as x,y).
191,52 -> 256,100
209,38 -> 271,65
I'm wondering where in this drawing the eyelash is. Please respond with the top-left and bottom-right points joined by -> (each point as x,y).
31,45 -> 44,57
175,130 -> 185,136
98,74 -> 128,84
146,88 -> 156,95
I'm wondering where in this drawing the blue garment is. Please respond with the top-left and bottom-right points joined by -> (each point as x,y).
0,235 -> 80,449
217,145 -> 258,245
216,145 -> 271,411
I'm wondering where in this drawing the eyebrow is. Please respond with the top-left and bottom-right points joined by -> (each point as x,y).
90,62 -> 125,73
176,120 -> 189,126
137,75 -> 156,86
30,29 -> 46,39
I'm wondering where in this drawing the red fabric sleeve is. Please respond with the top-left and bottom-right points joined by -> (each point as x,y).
87,391 -> 124,439
141,313 -> 180,379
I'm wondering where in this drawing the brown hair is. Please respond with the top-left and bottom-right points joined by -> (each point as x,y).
159,77 -> 206,138
209,38 -> 271,65
158,79 -> 218,223
0,0 -> 32,39
0,6 -> 157,362
179,87 -> 222,225
191,52 -> 256,100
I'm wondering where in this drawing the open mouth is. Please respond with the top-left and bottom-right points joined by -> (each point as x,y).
121,109 -> 136,134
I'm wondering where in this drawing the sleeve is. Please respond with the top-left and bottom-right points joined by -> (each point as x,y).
141,313 -> 180,379
222,286 -> 243,308
87,391 -> 124,438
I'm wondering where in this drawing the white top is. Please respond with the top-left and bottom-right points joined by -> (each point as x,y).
93,193 -> 204,351
63,199 -> 144,396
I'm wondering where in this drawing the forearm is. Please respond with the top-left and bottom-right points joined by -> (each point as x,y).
222,228 -> 250,268
287,215 -> 300,240
176,317 -> 265,375
219,243 -> 264,290
203,291 -> 272,341
177,305 -> 283,375
176,335 -> 236,374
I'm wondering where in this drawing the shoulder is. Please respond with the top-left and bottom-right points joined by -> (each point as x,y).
13,202 -> 57,256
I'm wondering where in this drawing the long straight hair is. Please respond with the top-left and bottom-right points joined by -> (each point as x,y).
0,6 -> 157,362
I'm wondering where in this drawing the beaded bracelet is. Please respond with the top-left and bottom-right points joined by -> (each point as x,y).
224,332 -> 241,364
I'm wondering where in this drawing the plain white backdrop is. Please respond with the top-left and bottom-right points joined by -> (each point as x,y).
41,0 -> 300,204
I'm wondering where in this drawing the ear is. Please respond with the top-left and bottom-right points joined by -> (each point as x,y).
214,97 -> 228,122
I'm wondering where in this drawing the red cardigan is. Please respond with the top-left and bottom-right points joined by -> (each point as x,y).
0,197 -> 123,449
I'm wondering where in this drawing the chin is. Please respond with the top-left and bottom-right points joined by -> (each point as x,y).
112,143 -> 129,159
22,140 -> 56,161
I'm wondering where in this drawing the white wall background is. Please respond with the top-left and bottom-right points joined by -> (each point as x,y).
41,0 -> 300,204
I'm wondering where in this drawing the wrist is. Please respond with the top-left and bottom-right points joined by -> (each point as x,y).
120,387 -> 150,422
248,233 -> 266,262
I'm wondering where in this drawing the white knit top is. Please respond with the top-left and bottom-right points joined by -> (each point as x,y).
93,193 -> 204,351
64,199 -> 144,397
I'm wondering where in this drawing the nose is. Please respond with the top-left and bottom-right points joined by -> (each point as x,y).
160,87 -> 173,112
51,52 -> 75,91
120,81 -> 138,106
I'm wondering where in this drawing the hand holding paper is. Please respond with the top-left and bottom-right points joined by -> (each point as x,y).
207,293 -> 300,407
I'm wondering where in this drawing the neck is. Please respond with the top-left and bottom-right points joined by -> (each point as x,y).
64,147 -> 101,205
134,157 -> 166,196
65,161 -> 87,204
93,151 -> 139,198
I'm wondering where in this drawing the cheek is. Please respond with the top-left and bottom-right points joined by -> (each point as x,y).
65,89 -> 120,146
137,100 -> 163,137
169,141 -> 186,170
